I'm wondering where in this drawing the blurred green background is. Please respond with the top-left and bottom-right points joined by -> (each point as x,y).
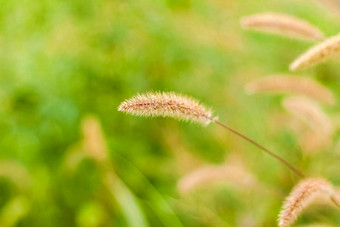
0,0 -> 339,226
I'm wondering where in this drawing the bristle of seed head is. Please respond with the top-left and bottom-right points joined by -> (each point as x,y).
245,75 -> 335,105
290,33 -> 340,71
278,178 -> 336,227
241,13 -> 324,41
118,92 -> 214,125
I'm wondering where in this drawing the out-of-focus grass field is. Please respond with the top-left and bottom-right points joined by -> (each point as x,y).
0,0 -> 339,226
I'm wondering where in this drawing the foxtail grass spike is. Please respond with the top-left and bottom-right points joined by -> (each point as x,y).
282,96 -> 333,135
177,162 -> 256,194
118,92 -> 213,125
119,92 -> 305,178
241,13 -> 324,41
278,178 -> 338,227
245,74 -> 335,105
290,33 -> 340,71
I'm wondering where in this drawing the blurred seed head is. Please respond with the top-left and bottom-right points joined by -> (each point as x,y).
283,96 -> 333,152
245,74 -> 335,105
312,0 -> 340,19
282,96 -> 333,135
299,130 -> 333,153
177,157 -> 257,194
64,115 -> 109,173
241,13 -> 324,41
81,115 -> 108,162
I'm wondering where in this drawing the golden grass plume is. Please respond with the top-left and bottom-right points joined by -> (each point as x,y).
282,96 -> 333,135
278,178 -> 337,227
283,96 -> 333,153
299,130 -> 332,153
241,13 -> 324,41
312,0 -> 340,19
118,92 -> 213,125
177,160 -> 256,194
290,33 -> 340,71
119,91 -> 305,177
245,74 -> 335,105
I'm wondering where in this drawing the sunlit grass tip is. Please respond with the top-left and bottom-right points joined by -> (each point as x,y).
241,13 -> 324,41
118,92 -> 214,125
282,96 -> 333,135
278,178 -> 338,227
245,74 -> 335,105
290,33 -> 340,71
177,161 -> 256,194
119,91 -> 305,178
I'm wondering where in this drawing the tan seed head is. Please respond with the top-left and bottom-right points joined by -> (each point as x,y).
118,92 -> 214,125
245,74 -> 335,105
282,96 -> 333,135
241,13 -> 324,41
290,33 -> 340,71
177,162 -> 256,194
278,178 -> 336,227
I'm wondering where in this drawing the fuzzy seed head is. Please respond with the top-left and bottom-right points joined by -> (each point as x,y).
278,178 -> 335,227
118,92 -> 214,125
241,13 -> 324,41
290,33 -> 340,71
245,75 -> 335,105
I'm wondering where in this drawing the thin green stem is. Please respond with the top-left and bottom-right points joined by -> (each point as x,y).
212,119 -> 305,178
331,195 -> 340,209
